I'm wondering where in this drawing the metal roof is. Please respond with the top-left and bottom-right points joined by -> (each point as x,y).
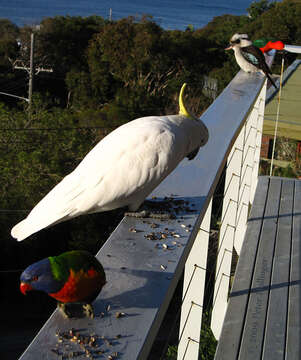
264,59 -> 301,140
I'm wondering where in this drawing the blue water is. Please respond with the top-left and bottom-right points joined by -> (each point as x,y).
0,0 -> 258,30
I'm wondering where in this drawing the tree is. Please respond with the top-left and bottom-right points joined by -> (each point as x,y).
0,19 -> 19,65
38,15 -> 106,74
247,0 -> 275,20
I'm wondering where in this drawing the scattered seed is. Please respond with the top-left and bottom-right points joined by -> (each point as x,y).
173,234 -> 180,238
144,232 -> 157,240
105,339 -> 112,346
162,244 -> 168,249
150,223 -> 158,228
160,264 -> 167,270
106,304 -> 111,312
181,224 -> 186,228
115,312 -> 126,318
115,334 -> 121,339
129,227 -> 137,233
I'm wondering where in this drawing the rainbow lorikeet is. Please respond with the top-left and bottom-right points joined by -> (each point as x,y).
253,38 -> 284,53
20,250 -> 106,318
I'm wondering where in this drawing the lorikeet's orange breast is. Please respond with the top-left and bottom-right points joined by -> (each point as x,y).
49,268 -> 106,303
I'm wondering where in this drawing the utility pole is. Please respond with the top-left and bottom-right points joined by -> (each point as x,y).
13,32 -> 53,115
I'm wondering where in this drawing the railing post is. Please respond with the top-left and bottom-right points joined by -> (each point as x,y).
250,83 -> 267,203
235,82 -> 267,253
177,200 -> 212,360
211,82 -> 267,339
211,129 -> 243,339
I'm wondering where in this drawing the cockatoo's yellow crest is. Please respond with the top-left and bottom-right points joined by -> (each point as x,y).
179,83 -> 191,118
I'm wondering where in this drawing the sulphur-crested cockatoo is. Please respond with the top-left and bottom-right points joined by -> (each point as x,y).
11,84 -> 208,241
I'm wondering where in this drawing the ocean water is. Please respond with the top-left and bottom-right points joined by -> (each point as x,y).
0,0 -> 258,30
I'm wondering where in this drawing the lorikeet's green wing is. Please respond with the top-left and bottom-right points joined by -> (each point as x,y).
49,250 -> 106,283
49,250 -> 106,305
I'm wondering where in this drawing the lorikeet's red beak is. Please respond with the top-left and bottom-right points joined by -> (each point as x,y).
20,282 -> 33,295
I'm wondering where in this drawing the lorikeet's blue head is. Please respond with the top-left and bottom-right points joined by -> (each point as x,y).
20,257 -> 63,295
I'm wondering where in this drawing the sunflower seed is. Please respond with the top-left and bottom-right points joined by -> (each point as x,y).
115,312 -> 126,318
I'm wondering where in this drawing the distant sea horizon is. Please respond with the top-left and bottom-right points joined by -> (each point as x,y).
0,0 -> 271,31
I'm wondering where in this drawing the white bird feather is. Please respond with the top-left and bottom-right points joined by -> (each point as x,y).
11,84 -> 208,241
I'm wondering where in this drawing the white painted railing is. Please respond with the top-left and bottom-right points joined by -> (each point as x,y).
19,58 -> 273,360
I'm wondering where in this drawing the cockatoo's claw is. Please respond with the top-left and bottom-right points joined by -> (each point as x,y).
125,209 -> 150,218
125,210 -> 175,220
125,200 -> 176,220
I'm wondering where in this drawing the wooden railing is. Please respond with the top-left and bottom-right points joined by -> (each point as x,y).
19,53 -> 274,360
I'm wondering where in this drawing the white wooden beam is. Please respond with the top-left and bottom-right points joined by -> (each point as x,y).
177,201 -> 212,360
211,81 -> 267,339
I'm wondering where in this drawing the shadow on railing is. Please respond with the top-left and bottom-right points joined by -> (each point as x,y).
19,64 -> 271,359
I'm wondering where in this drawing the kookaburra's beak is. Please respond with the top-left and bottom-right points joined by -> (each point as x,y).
225,44 -> 233,50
